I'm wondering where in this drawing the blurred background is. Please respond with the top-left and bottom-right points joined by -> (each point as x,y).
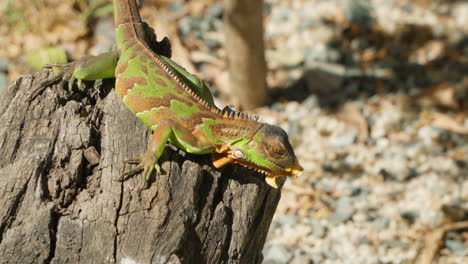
1,0 -> 467,263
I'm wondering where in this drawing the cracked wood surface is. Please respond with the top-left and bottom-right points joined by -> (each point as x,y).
0,72 -> 283,264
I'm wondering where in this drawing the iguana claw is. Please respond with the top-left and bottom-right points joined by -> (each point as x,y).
116,155 -> 160,184
28,62 -> 77,102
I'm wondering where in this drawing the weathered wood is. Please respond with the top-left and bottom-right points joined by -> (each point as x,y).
0,72 -> 283,264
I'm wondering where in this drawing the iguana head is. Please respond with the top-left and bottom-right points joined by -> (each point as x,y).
212,123 -> 303,188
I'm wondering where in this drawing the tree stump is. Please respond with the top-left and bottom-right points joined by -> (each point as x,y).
0,72 -> 283,264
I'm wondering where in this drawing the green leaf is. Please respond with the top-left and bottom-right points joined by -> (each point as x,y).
27,46 -> 68,72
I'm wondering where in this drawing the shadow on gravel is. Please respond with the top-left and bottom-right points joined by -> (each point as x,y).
270,22 -> 468,113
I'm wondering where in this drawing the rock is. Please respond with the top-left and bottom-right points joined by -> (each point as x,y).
93,18 -> 116,54
305,44 -> 341,63
445,240 -> 466,256
0,58 -> 9,72
304,219 -> 327,238
372,216 -> 390,230
168,1 -> 185,14
312,222 -> 327,239
328,196 -> 354,224
198,16 -> 212,35
266,49 -> 305,69
178,16 -> 194,37
205,39 -> 222,50
263,244 -> 293,264
276,214 -> 298,226
341,0 -> 375,28
375,156 -> 412,181
271,102 -> 285,112
288,120 -> 301,137
302,95 -> 319,110
303,62 -> 346,95
180,16 -> 206,38
208,3 -> 224,18
0,58 -> 9,96
454,3 -> 468,29
290,251 -> 314,264
330,130 -> 358,148
358,236 -> 373,245
0,72 -> 7,96
385,239 -> 408,249
400,210 -> 420,222
379,168 -> 394,180
322,248 -> 338,260
350,186 -> 365,197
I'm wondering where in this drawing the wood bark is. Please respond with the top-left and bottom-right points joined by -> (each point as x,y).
0,72 -> 283,264
224,0 -> 267,110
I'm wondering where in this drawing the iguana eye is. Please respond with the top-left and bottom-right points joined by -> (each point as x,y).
233,149 -> 245,159
272,146 -> 285,156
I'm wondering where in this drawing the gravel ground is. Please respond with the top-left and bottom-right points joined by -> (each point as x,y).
258,0 -> 468,263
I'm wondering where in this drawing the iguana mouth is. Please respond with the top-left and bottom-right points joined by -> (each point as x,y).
211,153 -> 303,188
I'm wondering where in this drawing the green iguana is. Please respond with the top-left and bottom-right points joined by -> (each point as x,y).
30,0 -> 303,188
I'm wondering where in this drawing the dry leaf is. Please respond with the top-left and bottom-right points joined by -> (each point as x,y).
415,82 -> 459,109
336,102 -> 369,143
426,112 -> 468,134
409,40 -> 445,65
190,51 -> 224,67
186,1 -> 210,15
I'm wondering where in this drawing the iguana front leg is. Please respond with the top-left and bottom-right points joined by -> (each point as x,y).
120,118 -> 215,183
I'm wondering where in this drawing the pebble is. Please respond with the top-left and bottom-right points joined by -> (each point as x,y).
289,253 -> 313,264
302,95 -> 319,110
276,214 -> 298,226
341,0 -> 375,28
208,3 -> 224,18
304,62 -> 346,95
263,244 -> 293,264
266,49 -> 305,69
0,72 -> 7,96
168,1 -> 184,14
179,15 -> 214,39
329,130 -> 358,148
328,197 -> 355,224
0,58 -> 8,96
304,219 -> 327,238
93,18 -> 115,54
445,240 -> 467,256
305,44 -> 341,63
0,58 -> 9,72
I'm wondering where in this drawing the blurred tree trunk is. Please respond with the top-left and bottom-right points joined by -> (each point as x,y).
0,72 -> 282,264
224,0 -> 267,110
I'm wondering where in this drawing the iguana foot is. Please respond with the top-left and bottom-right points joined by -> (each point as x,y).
28,62 -> 80,102
115,155 -> 160,184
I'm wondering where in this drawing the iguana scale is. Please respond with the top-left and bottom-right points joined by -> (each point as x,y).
31,0 -> 303,188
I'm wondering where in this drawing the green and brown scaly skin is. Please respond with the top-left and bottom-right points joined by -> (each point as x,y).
33,0 -> 303,188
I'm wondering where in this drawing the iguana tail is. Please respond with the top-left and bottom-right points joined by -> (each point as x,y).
113,0 -> 142,27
